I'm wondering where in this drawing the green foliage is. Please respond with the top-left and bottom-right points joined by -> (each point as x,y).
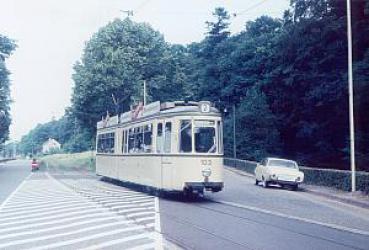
236,87 -> 281,160
18,112 -> 93,156
19,1 -> 369,172
0,35 -> 16,144
71,18 -> 191,135
191,1 -> 369,171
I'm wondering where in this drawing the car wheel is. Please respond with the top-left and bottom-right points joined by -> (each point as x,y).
262,179 -> 269,188
291,184 -> 298,191
255,179 -> 259,185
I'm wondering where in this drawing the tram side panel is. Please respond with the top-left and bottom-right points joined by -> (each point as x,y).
117,155 -> 162,189
96,154 -> 117,179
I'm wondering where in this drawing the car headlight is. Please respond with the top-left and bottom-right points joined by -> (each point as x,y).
202,168 -> 212,177
271,174 -> 278,180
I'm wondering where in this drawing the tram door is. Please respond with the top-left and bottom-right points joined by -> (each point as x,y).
157,121 -> 173,189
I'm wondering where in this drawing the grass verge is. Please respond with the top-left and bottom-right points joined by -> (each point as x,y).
40,151 -> 96,172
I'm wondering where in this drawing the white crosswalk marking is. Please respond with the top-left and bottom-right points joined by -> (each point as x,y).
0,171 -> 163,250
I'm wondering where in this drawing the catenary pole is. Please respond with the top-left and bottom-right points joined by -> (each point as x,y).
233,104 -> 236,160
143,80 -> 147,106
346,0 -> 356,192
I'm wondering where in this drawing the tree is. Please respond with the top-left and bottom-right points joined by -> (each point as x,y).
0,35 -> 16,144
71,18 -> 190,136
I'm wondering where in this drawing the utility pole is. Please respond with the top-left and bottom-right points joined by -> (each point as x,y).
346,0 -> 356,192
233,104 -> 236,160
143,80 -> 147,106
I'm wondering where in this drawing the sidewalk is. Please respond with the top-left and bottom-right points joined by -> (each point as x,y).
225,166 -> 369,209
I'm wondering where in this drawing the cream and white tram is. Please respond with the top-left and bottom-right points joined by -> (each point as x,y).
96,101 -> 224,195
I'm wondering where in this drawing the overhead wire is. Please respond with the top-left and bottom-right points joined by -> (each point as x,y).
233,0 -> 270,18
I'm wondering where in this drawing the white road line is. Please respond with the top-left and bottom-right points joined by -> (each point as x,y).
126,211 -> 155,218
90,196 -> 148,202
0,201 -> 95,217
136,217 -> 155,223
5,196 -> 78,205
0,203 -> 101,222
10,191 -> 72,197
102,200 -> 153,207
80,233 -> 155,250
1,199 -> 88,212
0,220 -> 133,248
78,192 -> 150,199
0,173 -> 32,212
0,211 -> 115,234
0,216 -> 120,240
155,197 -> 164,250
0,206 -> 108,227
27,225 -> 146,250
127,242 -> 156,250
97,198 -> 154,206
116,206 -> 154,213
218,200 -> 369,236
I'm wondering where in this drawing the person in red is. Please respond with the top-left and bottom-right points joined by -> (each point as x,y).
31,158 -> 39,171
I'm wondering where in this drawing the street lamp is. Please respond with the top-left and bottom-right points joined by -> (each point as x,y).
346,0 -> 356,192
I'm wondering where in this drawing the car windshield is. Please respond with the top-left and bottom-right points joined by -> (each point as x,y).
268,159 -> 297,169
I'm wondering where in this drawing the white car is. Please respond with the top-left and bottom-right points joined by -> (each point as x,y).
255,157 -> 304,190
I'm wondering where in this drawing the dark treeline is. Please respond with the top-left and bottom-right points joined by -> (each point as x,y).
18,0 -> 369,171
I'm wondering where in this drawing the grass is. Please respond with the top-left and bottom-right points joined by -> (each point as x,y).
40,151 -> 96,172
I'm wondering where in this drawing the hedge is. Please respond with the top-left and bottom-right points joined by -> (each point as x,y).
224,158 -> 369,194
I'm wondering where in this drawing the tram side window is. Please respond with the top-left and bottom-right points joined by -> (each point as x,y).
122,130 -> 128,154
180,120 -> 192,153
97,132 -> 115,153
143,124 -> 152,153
156,123 -> 163,153
128,128 -> 135,153
164,122 -> 172,153
135,127 -> 144,153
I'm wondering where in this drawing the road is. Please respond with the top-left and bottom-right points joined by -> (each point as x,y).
1,160 -> 369,250
0,160 -> 30,205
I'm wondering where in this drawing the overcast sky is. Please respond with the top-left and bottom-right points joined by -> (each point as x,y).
0,0 -> 289,141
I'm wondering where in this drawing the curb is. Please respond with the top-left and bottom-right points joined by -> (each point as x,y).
301,188 -> 369,209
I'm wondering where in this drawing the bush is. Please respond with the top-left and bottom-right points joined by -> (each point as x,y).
300,167 -> 369,194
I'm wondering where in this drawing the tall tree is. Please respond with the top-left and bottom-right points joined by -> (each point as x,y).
0,35 -> 16,144
71,18 -> 190,135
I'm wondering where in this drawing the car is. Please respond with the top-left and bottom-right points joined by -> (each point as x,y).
255,157 -> 304,191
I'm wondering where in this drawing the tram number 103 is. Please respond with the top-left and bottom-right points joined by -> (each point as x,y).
201,159 -> 212,166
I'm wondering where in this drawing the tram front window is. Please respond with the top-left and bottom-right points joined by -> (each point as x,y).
180,120 -> 192,153
194,120 -> 216,153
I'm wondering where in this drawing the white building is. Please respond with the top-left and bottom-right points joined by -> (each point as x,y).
42,138 -> 61,154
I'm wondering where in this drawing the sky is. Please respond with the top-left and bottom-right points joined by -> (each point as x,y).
0,0 -> 290,141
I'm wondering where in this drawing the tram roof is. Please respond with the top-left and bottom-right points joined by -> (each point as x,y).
97,101 -> 221,129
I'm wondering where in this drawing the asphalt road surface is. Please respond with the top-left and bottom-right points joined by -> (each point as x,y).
0,160 -> 30,205
1,160 -> 369,250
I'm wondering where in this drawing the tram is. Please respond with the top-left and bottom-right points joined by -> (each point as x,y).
96,101 -> 224,195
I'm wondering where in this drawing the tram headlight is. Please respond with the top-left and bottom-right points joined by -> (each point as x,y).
202,168 -> 212,177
